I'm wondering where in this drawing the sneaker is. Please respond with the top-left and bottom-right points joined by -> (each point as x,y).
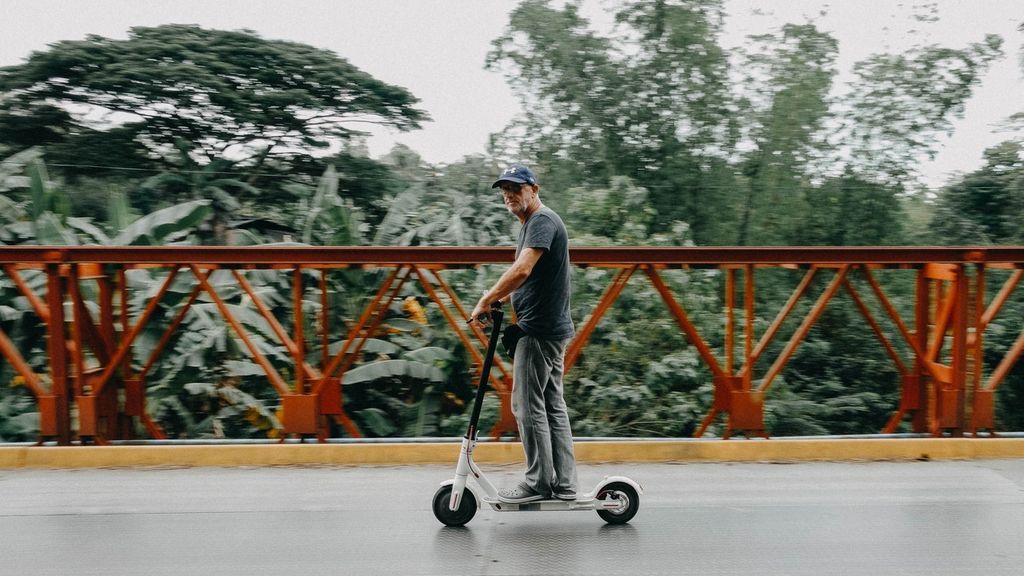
552,488 -> 577,501
498,482 -> 546,504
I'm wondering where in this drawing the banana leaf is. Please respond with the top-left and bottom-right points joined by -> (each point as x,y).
328,338 -> 400,357
225,360 -> 268,377
67,217 -> 111,244
111,199 -> 212,245
355,407 -> 397,437
108,190 -> 130,232
33,211 -> 78,245
341,359 -> 446,386
402,346 -> 454,365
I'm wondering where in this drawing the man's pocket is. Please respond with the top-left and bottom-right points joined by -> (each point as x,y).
501,323 -> 526,359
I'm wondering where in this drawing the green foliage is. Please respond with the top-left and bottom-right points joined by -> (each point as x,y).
295,151 -> 403,229
487,0 -> 623,181
798,173 -> 906,245
930,141 -> 1024,244
296,165 -> 366,246
565,268 -> 717,436
373,155 -> 511,247
841,34 -> 1004,185
1,6 -> 1021,442
487,1 -> 1004,247
735,23 -> 838,245
342,359 -> 447,386
339,307 -> 466,438
990,298 -> 1024,430
766,304 -> 900,436
565,177 -> 656,244
0,385 -> 39,442
110,200 -> 213,246
0,25 -> 427,170
486,0 -> 737,237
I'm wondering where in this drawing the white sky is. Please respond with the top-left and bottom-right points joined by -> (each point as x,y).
1,0 -> 1021,188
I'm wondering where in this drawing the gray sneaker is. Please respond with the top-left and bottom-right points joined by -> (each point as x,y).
498,482 -> 546,504
553,488 -> 577,501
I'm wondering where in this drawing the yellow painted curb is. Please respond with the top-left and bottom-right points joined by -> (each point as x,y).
574,438 -> 1024,463
2,438 -> 1024,468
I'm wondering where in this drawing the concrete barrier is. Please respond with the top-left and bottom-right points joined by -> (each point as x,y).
2,437 -> 1024,468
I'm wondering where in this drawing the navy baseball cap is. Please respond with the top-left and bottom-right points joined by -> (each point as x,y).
491,164 -> 537,188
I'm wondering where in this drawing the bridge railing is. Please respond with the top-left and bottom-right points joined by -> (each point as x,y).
0,246 -> 1021,444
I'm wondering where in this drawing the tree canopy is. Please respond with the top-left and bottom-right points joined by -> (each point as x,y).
0,25 -> 428,170
0,3 -> 1021,441
486,0 -> 1005,245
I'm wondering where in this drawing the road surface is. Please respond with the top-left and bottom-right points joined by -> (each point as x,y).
2,459 -> 1023,575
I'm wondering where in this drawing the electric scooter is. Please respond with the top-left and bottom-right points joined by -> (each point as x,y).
432,302 -> 642,527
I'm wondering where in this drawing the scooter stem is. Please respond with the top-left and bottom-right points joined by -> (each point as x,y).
465,302 -> 504,441
450,303 -> 505,512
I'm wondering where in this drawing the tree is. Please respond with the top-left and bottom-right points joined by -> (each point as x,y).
0,25 -> 428,173
372,154 -> 511,247
486,0 -> 623,187
136,140 -> 261,244
797,172 -> 906,246
838,34 -> 1004,187
486,0 -> 739,240
735,23 -> 839,245
930,141 -> 1024,244
611,0 -> 739,240
615,0 -> 735,155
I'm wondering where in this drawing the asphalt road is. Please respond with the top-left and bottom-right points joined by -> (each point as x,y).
2,459 -> 1023,575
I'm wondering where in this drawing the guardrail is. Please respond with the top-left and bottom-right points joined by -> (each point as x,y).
0,246 -> 1021,444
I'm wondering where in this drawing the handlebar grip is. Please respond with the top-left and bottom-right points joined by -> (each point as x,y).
467,301 -> 504,325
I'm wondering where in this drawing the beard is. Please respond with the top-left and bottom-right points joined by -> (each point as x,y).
505,199 -> 526,217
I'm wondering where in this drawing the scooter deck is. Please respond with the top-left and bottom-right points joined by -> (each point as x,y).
482,496 -> 614,512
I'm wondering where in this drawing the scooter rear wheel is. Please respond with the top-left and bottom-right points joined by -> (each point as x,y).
432,484 -> 477,527
596,482 -> 640,525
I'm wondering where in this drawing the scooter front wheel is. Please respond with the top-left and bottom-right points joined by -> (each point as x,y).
432,484 -> 477,527
596,482 -> 640,525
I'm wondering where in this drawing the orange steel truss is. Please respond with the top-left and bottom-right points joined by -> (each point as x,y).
0,246 -> 1022,445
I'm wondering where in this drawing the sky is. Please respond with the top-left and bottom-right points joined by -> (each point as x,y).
1,0 -> 1021,188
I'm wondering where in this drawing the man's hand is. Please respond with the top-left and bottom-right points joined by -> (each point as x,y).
468,300 -> 491,326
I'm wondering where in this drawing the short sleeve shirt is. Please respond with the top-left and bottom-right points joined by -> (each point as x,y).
511,207 -> 575,340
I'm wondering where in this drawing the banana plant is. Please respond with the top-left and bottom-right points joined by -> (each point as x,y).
0,148 -> 43,194
0,151 -> 75,245
138,140 -> 261,245
372,183 -> 509,247
341,341 -> 458,437
0,152 -> 483,440
292,164 -> 366,246
0,153 -> 217,439
141,271 -> 295,439
1,152 -> 215,246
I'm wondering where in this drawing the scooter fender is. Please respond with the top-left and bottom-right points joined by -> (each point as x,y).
440,478 -> 482,509
590,475 -> 644,497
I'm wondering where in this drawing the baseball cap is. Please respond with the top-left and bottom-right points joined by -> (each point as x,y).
491,164 -> 537,188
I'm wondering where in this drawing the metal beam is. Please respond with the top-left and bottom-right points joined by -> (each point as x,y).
1,246 -> 1020,444
1,246 -> 1023,265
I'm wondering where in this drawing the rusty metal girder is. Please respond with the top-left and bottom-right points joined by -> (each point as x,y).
0,246 -> 1021,444
1,245 -> 1024,265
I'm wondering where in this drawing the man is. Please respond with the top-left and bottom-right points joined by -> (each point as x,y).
469,164 -> 578,504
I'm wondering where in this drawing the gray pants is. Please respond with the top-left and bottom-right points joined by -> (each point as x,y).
511,334 -> 578,496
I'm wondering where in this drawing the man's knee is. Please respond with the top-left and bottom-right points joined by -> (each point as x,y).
511,398 -> 524,422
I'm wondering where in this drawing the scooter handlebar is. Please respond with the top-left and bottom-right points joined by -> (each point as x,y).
467,301 -> 504,325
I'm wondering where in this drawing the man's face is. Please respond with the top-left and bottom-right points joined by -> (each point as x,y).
499,181 -> 535,216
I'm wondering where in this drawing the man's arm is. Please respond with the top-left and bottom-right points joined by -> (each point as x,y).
469,247 -> 544,323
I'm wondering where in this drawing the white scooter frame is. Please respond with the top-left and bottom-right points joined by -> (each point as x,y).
432,303 -> 642,527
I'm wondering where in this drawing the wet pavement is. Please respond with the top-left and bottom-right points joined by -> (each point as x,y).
2,459 -> 1023,575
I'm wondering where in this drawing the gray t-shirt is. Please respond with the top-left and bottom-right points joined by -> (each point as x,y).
511,206 -> 575,340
